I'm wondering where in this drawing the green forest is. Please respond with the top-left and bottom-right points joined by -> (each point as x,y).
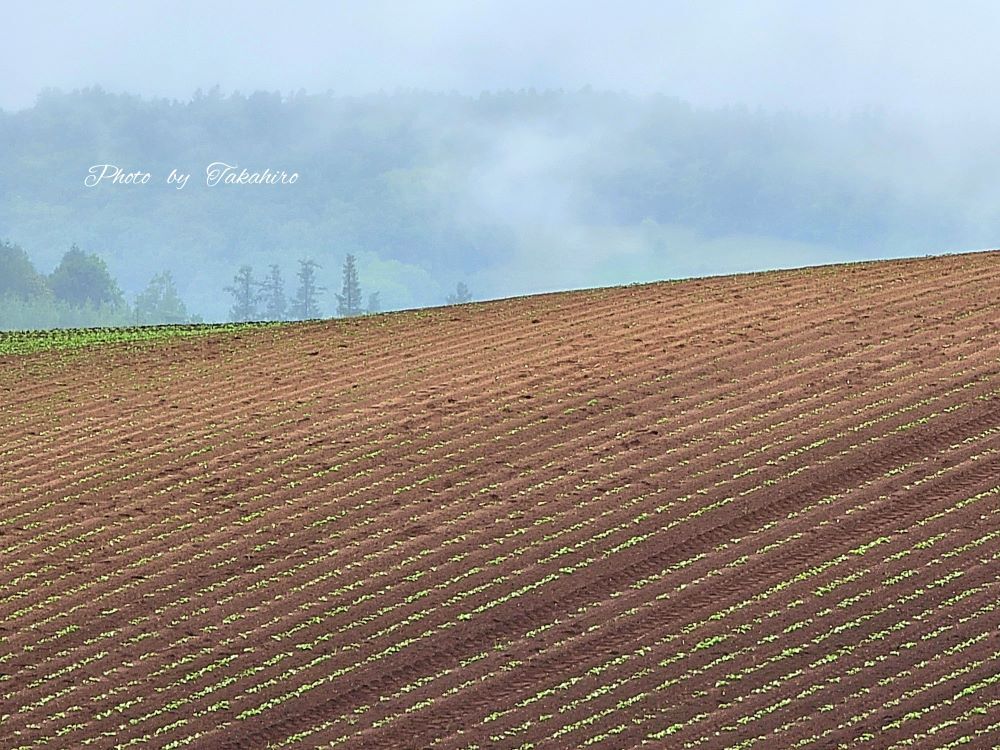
2,86 -> 997,328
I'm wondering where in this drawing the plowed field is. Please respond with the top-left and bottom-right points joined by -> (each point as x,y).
2,251 -> 999,749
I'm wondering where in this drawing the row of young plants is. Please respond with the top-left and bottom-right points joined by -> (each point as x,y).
11,346 -> 996,748
250,406 -> 1000,748
1,250 -> 968,532
472,491 -> 999,750
232,320 -> 1000,692
2,244 -> 956,500
0,288 -> 876,636
360,358 -> 992,740
398,446 -> 1000,750
1,418 -> 992,750
262,268 -> 1000,748
277,475 -> 998,749
5,262 -> 992,744
1,302 -> 712,748
219,378 -> 1000,736
0,322 -> 279,356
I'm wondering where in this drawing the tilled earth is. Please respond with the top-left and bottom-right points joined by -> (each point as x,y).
1,251 -> 999,749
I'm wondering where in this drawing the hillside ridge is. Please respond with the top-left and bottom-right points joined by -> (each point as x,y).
1,250 -> 998,748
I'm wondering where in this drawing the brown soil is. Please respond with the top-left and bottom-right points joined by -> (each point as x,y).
1,251 -> 999,749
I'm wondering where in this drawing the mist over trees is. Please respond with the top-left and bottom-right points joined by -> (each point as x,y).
48,245 -> 123,309
291,259 -> 323,320
0,241 -> 200,330
446,282 -> 472,305
3,87 -> 999,325
260,265 -> 288,321
1,237 -> 398,329
0,242 -> 48,299
224,265 -> 259,322
335,255 -> 363,317
134,271 -> 191,324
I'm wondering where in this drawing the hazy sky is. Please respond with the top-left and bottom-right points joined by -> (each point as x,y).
3,1 -> 999,121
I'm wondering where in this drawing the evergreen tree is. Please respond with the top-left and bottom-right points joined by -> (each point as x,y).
367,291 -> 381,315
260,264 -> 287,321
49,245 -> 124,308
291,259 -> 324,319
225,265 -> 259,322
446,281 -> 472,305
336,254 -> 363,317
134,271 -> 189,324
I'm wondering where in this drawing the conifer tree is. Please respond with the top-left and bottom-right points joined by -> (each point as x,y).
336,254 -> 363,317
260,264 -> 288,321
135,271 -> 189,324
291,259 -> 324,319
225,265 -> 259,322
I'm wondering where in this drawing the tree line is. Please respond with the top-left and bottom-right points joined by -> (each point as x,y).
224,254 -> 472,322
0,240 -> 195,330
2,239 -> 476,330
224,254 -> 380,322
5,87 -> 970,323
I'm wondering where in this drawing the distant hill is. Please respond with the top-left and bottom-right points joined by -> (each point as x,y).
1,87 -> 990,321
